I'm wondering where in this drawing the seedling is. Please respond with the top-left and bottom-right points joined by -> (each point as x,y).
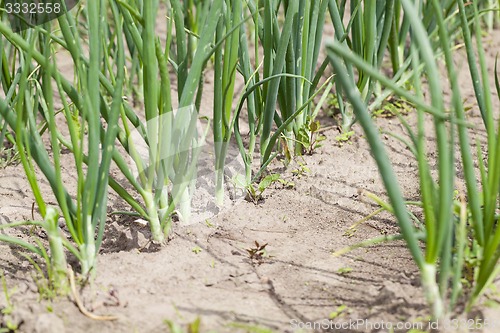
329,305 -> 348,319
291,160 -> 311,178
298,120 -> 327,155
327,93 -> 340,113
164,317 -> 201,333
20,252 -> 59,300
372,98 -> 412,118
246,241 -> 268,261
334,130 -> 355,146
0,272 -> 18,332
0,146 -> 19,169
205,219 -> 215,228
245,174 -> 281,203
337,267 -> 353,275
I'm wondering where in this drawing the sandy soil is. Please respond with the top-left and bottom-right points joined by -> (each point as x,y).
0,117 -> 431,333
1,20 -> 500,333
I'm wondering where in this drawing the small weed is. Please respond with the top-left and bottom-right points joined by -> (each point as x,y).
192,247 -> 202,254
297,120 -> 327,155
337,267 -> 353,275
327,93 -> 340,112
0,321 -> 18,333
329,305 -> 348,319
335,130 -> 354,146
164,317 -> 202,333
205,219 -> 214,228
1,272 -> 19,332
0,147 -> 19,169
20,250 -> 62,299
246,174 -> 292,203
0,129 -> 19,168
291,160 -> 310,178
246,241 -> 268,261
372,98 -> 413,118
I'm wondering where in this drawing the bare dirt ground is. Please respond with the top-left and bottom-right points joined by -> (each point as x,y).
0,117 -> 431,333
1,23 -> 500,333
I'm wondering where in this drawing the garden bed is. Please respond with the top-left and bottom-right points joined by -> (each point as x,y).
2,1 -> 500,332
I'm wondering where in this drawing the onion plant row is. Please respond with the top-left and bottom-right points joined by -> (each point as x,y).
0,0 -> 214,285
0,0 -> 123,289
328,0 -> 500,320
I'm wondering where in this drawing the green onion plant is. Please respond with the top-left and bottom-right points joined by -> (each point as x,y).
232,0 -> 334,190
0,0 -> 124,286
212,0 -> 243,205
109,0 -> 225,241
253,0 -> 328,162
327,0 -> 500,320
329,0 -> 395,132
